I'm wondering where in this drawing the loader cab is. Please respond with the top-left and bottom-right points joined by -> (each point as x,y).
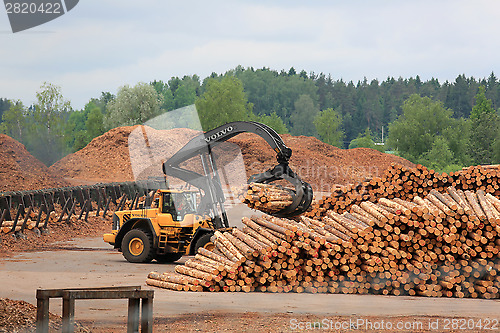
160,190 -> 198,222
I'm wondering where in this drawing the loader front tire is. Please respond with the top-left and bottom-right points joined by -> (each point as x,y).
122,228 -> 154,263
194,233 -> 214,253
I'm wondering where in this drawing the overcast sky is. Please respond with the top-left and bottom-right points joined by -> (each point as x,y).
1,0 -> 499,109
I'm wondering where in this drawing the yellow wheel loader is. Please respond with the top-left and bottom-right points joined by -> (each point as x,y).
103,189 -> 216,263
103,121 -> 313,263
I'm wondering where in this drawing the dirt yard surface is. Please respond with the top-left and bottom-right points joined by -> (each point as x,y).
153,312 -> 500,333
1,235 -> 497,332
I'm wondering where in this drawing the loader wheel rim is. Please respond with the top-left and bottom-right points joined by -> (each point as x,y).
129,237 -> 144,256
204,242 -> 215,251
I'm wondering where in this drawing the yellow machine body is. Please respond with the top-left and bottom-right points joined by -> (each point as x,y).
103,189 -> 214,263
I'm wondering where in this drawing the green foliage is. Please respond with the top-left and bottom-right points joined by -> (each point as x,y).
442,118 -> 471,167
34,82 -> 71,125
439,164 -> 465,174
65,101 -> 106,151
4,68 -> 500,169
470,86 -> 494,120
492,134 -> 500,163
72,131 -> 89,152
348,128 -> 384,152
196,76 -> 253,131
105,82 -> 163,129
0,98 -> 10,122
349,135 -> 375,150
65,109 -> 85,150
418,136 -> 454,171
174,84 -> 197,109
444,74 -> 479,118
253,112 -> 289,134
233,67 -> 318,129
468,113 -> 500,165
388,94 -> 470,171
29,82 -> 72,165
290,94 -> 318,136
1,100 -> 26,141
90,92 -> 115,114
151,80 -> 174,111
162,89 -> 175,111
314,107 -> 343,147
467,87 -> 500,165
208,67 -> 500,146
388,95 -> 455,160
86,106 -> 104,140
1,85 -> 89,166
151,77 -> 200,112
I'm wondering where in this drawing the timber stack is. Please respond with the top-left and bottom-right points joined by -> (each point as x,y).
147,186 -> 499,298
306,164 -> 500,220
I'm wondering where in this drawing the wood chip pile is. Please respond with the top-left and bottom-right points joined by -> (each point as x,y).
147,186 -> 499,298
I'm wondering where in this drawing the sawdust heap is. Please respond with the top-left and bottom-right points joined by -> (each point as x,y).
230,133 -> 415,193
50,126 -> 137,183
50,126 -> 202,184
50,127 -> 414,192
0,135 -> 69,192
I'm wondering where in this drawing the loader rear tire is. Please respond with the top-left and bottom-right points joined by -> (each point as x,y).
122,228 -> 154,263
155,253 -> 183,263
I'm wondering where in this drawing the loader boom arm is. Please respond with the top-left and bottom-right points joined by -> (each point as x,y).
163,121 -> 313,228
166,121 -> 292,166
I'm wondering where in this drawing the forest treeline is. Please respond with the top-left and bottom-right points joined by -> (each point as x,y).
0,66 -> 499,172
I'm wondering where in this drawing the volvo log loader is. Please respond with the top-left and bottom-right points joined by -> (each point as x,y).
103,121 -> 313,263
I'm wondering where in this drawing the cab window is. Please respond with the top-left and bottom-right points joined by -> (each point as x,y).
161,192 -> 197,221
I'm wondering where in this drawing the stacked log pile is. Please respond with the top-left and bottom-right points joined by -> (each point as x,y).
307,164 -> 500,220
147,186 -> 499,298
1,220 -> 39,233
237,183 -> 294,215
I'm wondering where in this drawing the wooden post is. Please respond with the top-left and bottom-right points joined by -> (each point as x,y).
141,296 -> 153,333
36,294 -> 49,333
61,296 -> 75,333
127,298 -> 140,333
